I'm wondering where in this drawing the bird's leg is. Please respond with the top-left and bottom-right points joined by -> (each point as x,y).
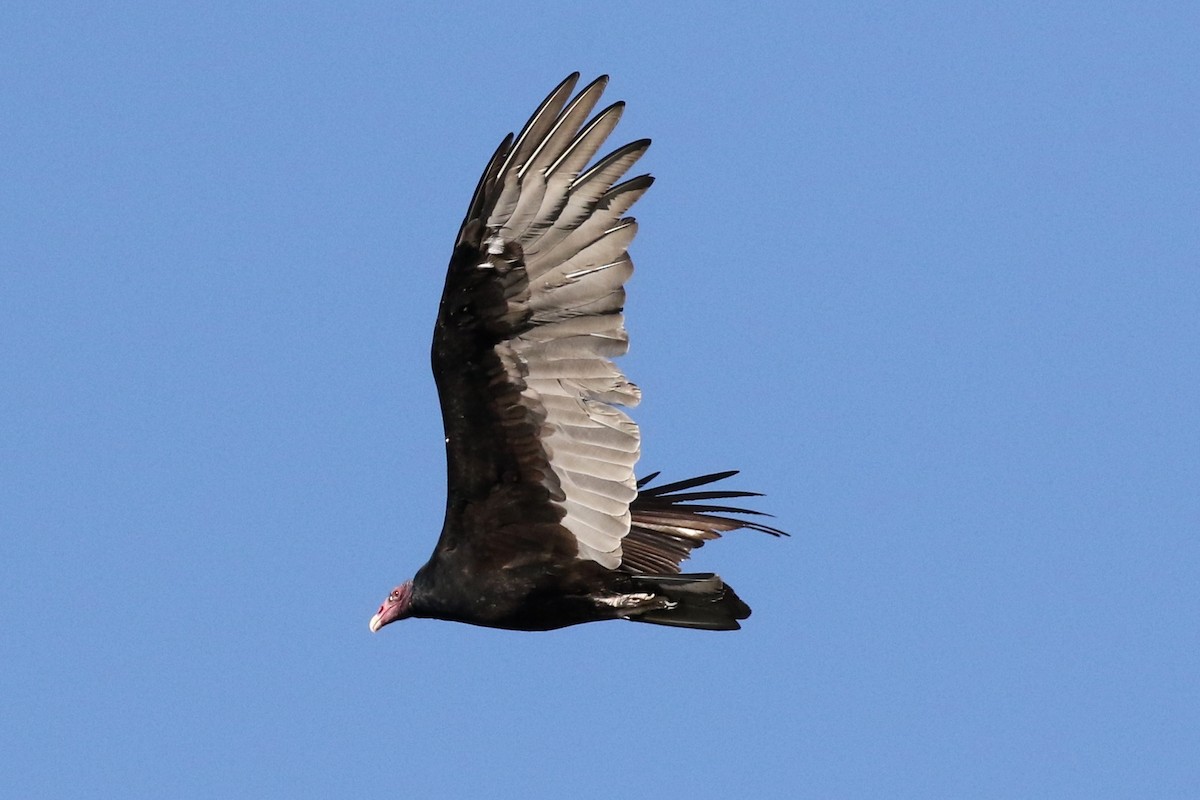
596,592 -> 677,616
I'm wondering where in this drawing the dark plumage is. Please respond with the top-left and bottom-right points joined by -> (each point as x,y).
370,74 -> 785,634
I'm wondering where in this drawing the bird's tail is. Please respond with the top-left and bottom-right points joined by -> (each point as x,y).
623,471 -> 787,574
626,573 -> 751,630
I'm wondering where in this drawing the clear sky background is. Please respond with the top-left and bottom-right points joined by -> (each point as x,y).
3,3 -> 1197,798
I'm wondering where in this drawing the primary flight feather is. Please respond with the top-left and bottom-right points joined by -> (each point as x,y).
370,74 -> 785,633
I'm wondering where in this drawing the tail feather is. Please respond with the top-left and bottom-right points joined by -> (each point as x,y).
622,471 -> 788,574
626,573 -> 751,631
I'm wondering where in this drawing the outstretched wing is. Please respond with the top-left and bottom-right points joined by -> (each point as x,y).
431,74 -> 652,571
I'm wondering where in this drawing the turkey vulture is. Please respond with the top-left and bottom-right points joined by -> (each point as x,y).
370,74 -> 785,633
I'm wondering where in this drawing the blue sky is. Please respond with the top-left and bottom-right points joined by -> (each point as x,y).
3,3 -> 1197,797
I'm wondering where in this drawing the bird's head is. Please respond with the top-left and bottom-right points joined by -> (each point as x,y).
369,580 -> 414,633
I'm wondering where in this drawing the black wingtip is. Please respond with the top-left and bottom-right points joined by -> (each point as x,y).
638,470 -> 741,496
632,470 -> 789,538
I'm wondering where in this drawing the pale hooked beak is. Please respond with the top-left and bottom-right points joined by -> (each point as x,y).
368,611 -> 385,633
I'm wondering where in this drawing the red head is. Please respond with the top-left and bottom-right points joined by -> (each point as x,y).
369,580 -> 414,633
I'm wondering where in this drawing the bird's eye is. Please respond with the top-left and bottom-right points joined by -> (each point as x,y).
390,590 -> 400,600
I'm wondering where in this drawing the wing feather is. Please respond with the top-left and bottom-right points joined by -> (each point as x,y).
526,146 -> 651,274
502,77 -> 610,240
431,75 -> 650,570
484,74 -> 581,228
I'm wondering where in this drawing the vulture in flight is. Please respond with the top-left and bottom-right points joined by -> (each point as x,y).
370,74 -> 784,633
